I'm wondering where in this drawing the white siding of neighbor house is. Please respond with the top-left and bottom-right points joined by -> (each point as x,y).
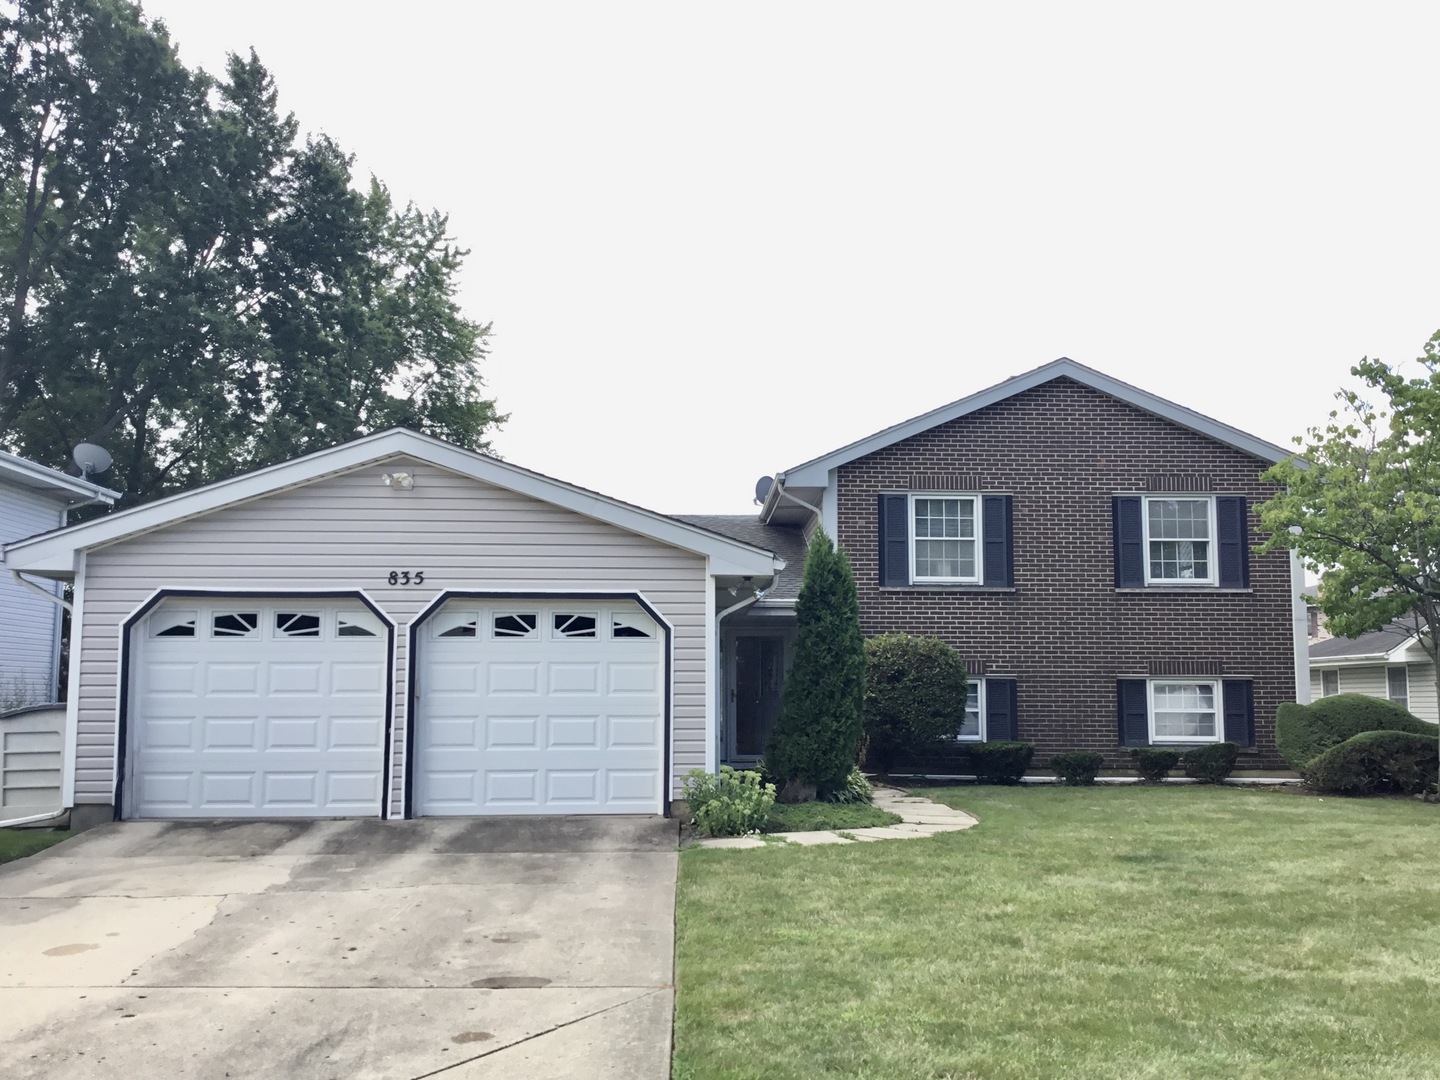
1310,663 -> 1440,725
0,483 -> 65,706
76,457 -> 710,812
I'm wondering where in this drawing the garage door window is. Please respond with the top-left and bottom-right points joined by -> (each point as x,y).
212,612 -> 259,637
493,613 -> 538,638
276,612 -> 321,637
337,613 -> 379,637
612,614 -> 652,638
553,612 -> 597,638
151,611 -> 197,637
434,611 -> 479,638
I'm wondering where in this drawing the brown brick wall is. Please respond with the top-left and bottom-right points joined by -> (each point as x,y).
836,376 -> 1296,774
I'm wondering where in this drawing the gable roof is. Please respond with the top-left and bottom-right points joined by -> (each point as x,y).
1310,621 -> 1424,663
2,428 -> 783,579
770,358 -> 1294,496
672,515 -> 809,601
0,450 -> 120,505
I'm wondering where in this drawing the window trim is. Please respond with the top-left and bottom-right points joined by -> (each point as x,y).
908,493 -> 982,585
958,678 -> 986,742
1387,665 -> 1409,708
1320,669 -> 1339,697
1142,495 -> 1218,586
1147,678 -> 1222,744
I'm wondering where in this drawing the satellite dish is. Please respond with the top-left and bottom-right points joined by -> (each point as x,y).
73,442 -> 112,477
753,475 -> 774,505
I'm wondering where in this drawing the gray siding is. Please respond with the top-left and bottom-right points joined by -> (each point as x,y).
1,704 -> 65,822
0,483 -> 64,705
1310,662 -> 1439,725
77,458 -> 710,812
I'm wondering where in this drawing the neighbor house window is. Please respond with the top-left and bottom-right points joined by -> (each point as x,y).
910,495 -> 980,583
1321,670 -> 1339,697
1148,680 -> 1220,743
1388,667 -> 1409,710
1144,497 -> 1215,584
958,680 -> 985,742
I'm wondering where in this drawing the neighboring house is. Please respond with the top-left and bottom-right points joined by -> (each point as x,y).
1309,622 -> 1437,724
2,431 -> 783,824
740,358 -> 1307,775
0,452 -> 118,707
0,359 -> 1311,828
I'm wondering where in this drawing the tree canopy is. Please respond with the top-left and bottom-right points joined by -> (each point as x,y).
0,0 -> 501,504
1258,333 -> 1440,759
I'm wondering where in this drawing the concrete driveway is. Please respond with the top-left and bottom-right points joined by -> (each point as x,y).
0,817 -> 678,1079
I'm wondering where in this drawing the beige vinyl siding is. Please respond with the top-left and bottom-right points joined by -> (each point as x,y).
1309,662 -> 1439,725
0,483 -> 65,703
77,458 -> 709,812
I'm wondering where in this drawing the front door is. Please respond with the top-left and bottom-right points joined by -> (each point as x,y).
729,633 -> 786,761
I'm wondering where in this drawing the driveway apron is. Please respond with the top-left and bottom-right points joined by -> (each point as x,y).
0,817 -> 678,1079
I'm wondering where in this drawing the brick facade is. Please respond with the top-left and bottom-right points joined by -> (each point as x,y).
835,376 -> 1295,773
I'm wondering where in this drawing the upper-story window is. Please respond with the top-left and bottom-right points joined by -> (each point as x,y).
910,495 -> 980,583
1144,497 -> 1215,584
1388,666 -> 1409,709
879,492 -> 1012,588
1114,494 -> 1248,590
1320,669 -> 1339,696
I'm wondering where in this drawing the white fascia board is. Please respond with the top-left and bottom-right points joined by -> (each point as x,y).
779,358 -> 1294,487
1309,653 -> 1392,668
0,452 -> 120,504
3,428 -> 782,579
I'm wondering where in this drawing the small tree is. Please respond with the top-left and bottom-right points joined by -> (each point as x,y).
765,528 -> 866,802
1258,335 -> 1440,779
862,634 -> 968,773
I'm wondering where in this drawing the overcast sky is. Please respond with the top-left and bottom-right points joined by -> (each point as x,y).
140,1 -> 1440,515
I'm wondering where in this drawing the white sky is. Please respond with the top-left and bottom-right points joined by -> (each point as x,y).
140,1 -> 1440,515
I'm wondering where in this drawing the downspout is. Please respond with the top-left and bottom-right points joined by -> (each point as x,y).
714,590 -> 762,771
11,570 -> 71,614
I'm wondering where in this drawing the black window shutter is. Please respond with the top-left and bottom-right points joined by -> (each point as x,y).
982,495 -> 1013,587
878,494 -> 910,587
1117,679 -> 1149,746
1216,497 -> 1249,589
1113,497 -> 1144,588
1223,680 -> 1254,747
985,678 -> 1017,741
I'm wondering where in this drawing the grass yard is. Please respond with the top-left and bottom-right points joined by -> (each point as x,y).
764,801 -> 902,833
674,786 -> 1440,1080
0,827 -> 69,865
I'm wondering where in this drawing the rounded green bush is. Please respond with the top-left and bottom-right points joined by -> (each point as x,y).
1302,729 -> 1439,795
1050,750 -> 1104,785
862,633 -> 968,773
1181,742 -> 1240,784
1131,747 -> 1181,783
1276,694 -> 1431,769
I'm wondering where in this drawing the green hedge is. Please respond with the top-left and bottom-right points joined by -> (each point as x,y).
1130,747 -> 1181,783
1049,750 -> 1104,785
1181,742 -> 1239,784
966,741 -> 1034,785
1276,694 -> 1431,769
1302,729 -> 1439,795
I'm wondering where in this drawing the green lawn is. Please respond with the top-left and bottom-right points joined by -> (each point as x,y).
764,801 -> 902,833
0,827 -> 69,865
674,786 -> 1440,1080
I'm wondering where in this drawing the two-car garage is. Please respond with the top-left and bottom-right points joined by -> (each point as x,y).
127,595 -> 667,820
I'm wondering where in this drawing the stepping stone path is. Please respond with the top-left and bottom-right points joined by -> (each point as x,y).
691,785 -> 978,849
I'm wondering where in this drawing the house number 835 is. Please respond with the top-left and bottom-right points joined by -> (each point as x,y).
387,570 -> 425,585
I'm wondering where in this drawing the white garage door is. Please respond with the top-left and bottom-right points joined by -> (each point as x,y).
413,600 -> 664,815
128,599 -> 388,819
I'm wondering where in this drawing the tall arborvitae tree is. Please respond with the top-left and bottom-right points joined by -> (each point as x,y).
765,528 -> 867,802
0,0 -> 501,504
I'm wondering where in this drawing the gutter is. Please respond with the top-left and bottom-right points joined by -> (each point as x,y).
10,570 -> 71,614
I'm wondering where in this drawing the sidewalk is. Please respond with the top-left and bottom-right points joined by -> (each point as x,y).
692,785 -> 978,849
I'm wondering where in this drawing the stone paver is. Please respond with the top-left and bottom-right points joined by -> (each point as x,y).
692,785 -> 977,849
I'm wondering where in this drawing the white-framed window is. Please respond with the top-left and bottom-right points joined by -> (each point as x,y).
1148,680 -> 1221,743
910,494 -> 981,584
1388,666 -> 1409,709
958,679 -> 985,742
1320,669 -> 1339,697
1143,497 -> 1216,584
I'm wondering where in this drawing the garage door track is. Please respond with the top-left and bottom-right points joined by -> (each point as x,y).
0,817 -> 678,1079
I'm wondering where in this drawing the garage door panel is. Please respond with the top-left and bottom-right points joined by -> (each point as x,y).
487,716 -> 541,748
547,715 -> 599,748
486,771 -> 540,805
608,715 -> 659,747
487,663 -> 540,694
129,599 -> 387,819
607,770 -> 660,803
608,663 -> 659,694
548,663 -> 600,694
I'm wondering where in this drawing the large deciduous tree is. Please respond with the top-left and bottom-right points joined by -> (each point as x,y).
1258,334 -> 1440,776
765,528 -> 867,802
0,0 -> 500,504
